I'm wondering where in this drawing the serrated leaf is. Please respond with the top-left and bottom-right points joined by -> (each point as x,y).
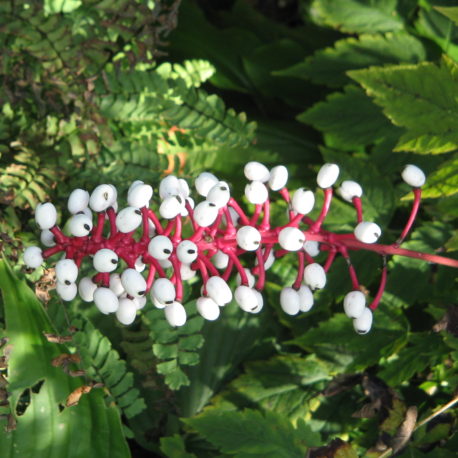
416,155 -> 458,200
349,58 -> 458,154
434,6 -> 458,26
311,0 -> 404,34
278,32 -> 424,87
184,409 -> 308,457
289,309 -> 407,372
298,85 -> 398,150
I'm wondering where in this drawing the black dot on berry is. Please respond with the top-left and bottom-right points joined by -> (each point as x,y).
77,211 -> 84,215
138,290 -> 145,296
103,192 -> 109,200
65,280 -> 71,285
164,249 -> 171,254
254,241 -> 260,245
187,249 -> 196,254
84,224 -> 90,230
111,259 -> 117,264
165,300 -> 173,305
175,195 -> 183,204
209,203 -> 216,207
251,306 -> 258,311
135,209 -> 141,215
220,186 -> 228,191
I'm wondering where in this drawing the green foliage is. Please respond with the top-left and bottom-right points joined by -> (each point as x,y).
0,259 -> 129,457
1,0 -> 458,456
184,409 -> 318,457
143,302 -> 204,390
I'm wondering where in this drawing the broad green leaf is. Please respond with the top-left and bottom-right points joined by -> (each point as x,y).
349,58 -> 458,154
278,32 -> 425,87
209,355 -> 330,424
298,85 -> 399,150
184,409 -> 309,457
378,333 -> 449,386
0,259 -> 129,457
289,309 -> 408,372
44,0 -> 81,15
310,0 -> 404,34
160,434 -> 197,458
434,6 -> 458,26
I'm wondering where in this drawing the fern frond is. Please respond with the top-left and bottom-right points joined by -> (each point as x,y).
143,301 -> 205,390
71,317 -> 147,419
98,69 -> 256,148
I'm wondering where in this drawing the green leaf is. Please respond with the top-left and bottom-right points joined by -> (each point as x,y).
349,58 -> 458,154
416,154 -> 458,199
209,355 -> 330,424
184,409 -> 309,457
44,0 -> 82,15
310,0 -> 404,34
434,6 -> 458,26
289,309 -> 408,372
379,333 -> 449,386
0,259 -> 129,457
298,85 -> 398,150
278,32 -> 425,87
160,435 -> 197,458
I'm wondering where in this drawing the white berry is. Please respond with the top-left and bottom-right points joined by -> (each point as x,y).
164,301 -> 187,327
280,287 -> 300,315
159,195 -> 185,219
207,181 -> 230,208
317,163 -> 340,188
237,226 -> 261,251
193,201 -> 219,227
109,273 -> 125,296
245,181 -> 268,204
195,172 -> 219,197
93,248 -> 118,273
55,259 -> 78,284
176,240 -> 198,264
268,165 -> 288,191
78,277 -> 97,302
354,222 -> 381,244
159,175 -> 180,199
402,164 -> 426,188
303,240 -> 320,257
68,189 -> 90,214
234,285 -> 259,313
338,181 -> 363,202
35,202 -> 57,230
180,263 -> 197,280
116,297 -> 137,325
197,296 -> 220,321
40,229 -> 55,247
128,183 -> 153,208
236,268 -> 256,288
68,213 -> 93,237
206,276 -> 232,306
298,285 -> 314,312
244,161 -> 270,182
212,250 -> 229,269
152,277 -> 176,304
89,184 -> 117,212
292,188 -> 315,215
93,287 -> 119,314
148,236 -> 173,260
115,207 -> 142,233
353,307 -> 373,334
23,246 -> 43,269
121,268 -> 146,297
278,227 -> 306,251
56,282 -> 77,301
343,291 -> 366,319
303,263 -> 326,290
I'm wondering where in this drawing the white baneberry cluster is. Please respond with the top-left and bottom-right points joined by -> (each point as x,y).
22,161 -> 427,334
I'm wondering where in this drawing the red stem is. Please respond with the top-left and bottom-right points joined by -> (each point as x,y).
396,188 -> 422,246
352,197 -> 363,223
228,198 -> 250,225
293,251 -> 305,290
170,255 -> 183,301
310,188 -> 333,233
369,259 -> 387,311
340,247 -> 360,290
